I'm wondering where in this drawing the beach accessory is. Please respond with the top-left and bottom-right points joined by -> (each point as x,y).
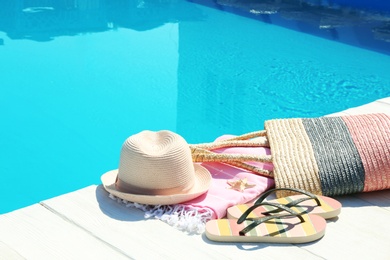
101,130 -> 212,205
108,134 -> 275,234
205,204 -> 327,243
191,113 -> 390,197
266,113 -> 390,197
227,188 -> 342,220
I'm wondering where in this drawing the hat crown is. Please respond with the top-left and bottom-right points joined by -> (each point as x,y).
116,130 -> 195,195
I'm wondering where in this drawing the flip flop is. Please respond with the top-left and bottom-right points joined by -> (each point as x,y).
206,209 -> 326,244
227,188 -> 341,220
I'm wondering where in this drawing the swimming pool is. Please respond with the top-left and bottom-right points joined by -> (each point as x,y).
1,0 -> 389,214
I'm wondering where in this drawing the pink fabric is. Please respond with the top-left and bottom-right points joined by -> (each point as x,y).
183,135 -> 275,219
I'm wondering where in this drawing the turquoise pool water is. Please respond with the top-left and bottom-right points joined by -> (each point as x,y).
1,0 -> 390,214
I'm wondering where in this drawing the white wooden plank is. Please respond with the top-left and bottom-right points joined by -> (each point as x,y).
326,111 -> 349,117
42,185 -> 225,260
298,195 -> 390,259
0,241 -> 26,260
0,204 -> 131,260
340,99 -> 390,115
321,97 -> 390,117
41,185 -> 323,260
377,97 -> 390,105
354,190 -> 390,212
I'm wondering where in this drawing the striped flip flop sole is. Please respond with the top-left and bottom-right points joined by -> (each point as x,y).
205,214 -> 326,244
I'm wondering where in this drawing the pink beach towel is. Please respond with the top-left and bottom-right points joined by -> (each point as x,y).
109,135 -> 275,233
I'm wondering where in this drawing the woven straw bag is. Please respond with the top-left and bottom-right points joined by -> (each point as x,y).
190,113 -> 390,197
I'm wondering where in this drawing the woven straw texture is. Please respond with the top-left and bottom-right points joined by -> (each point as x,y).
101,130 -> 212,205
264,118 -> 322,197
302,117 -> 365,196
265,113 -> 390,197
342,113 -> 390,192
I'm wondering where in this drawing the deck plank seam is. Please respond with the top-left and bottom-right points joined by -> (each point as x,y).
0,241 -> 27,260
38,202 -> 135,260
377,98 -> 390,105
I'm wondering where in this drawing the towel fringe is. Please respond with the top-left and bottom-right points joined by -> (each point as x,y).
108,193 -> 214,234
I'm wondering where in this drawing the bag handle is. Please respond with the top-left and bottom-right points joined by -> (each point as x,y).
189,130 -> 274,178
191,130 -> 269,149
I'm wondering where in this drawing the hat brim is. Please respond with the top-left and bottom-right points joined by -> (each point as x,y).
101,164 -> 212,205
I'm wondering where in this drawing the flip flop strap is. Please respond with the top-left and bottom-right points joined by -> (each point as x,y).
237,202 -> 300,224
238,202 -> 305,235
255,188 -> 321,214
239,214 -> 305,236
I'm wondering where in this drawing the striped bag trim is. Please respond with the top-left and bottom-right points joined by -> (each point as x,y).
265,113 -> 390,197
342,113 -> 390,192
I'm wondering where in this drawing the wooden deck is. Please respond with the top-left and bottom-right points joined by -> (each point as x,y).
1,97 -> 390,259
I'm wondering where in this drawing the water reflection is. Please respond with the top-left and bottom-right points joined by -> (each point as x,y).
373,23 -> 390,42
216,0 -> 390,38
1,0 -> 390,48
0,0 -> 203,41
191,0 -> 390,54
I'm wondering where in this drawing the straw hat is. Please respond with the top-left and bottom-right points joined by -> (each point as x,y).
101,130 -> 212,205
